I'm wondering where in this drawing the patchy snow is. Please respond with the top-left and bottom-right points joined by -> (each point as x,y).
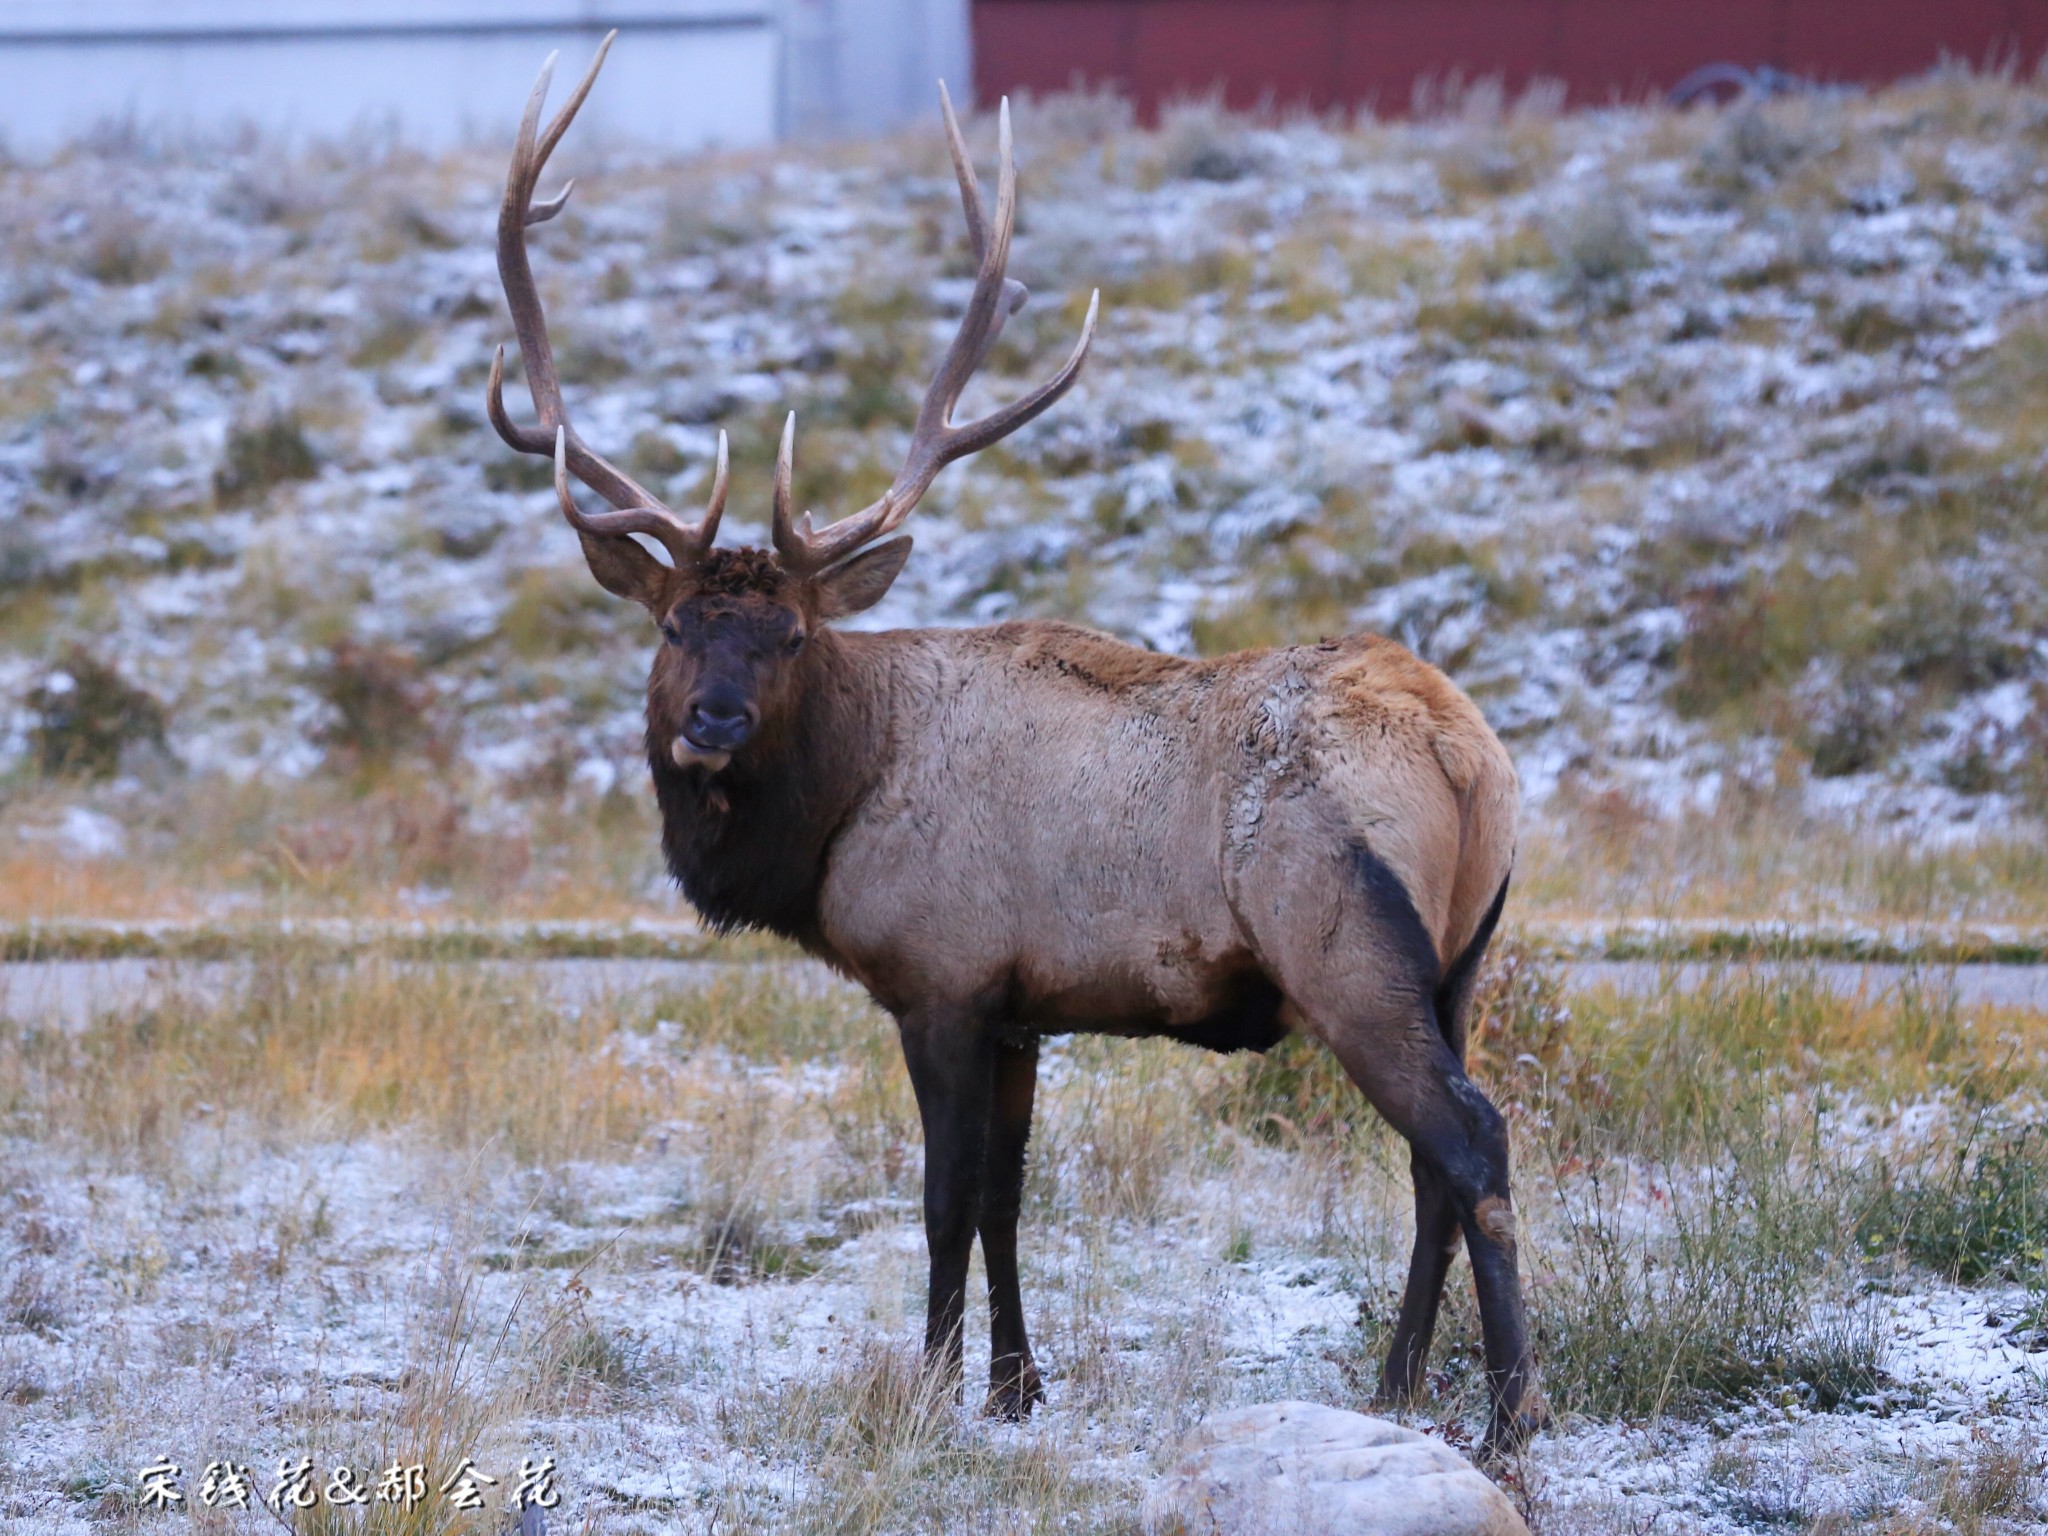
1,81 -> 2045,852
2,1006 -> 2042,1532
1535,1283 -> 2047,1532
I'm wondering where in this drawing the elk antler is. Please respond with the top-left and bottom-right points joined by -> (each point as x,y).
489,32 -> 728,567
772,85 -> 1099,575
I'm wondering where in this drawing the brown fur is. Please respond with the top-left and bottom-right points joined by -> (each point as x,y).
638,581 -> 1539,1453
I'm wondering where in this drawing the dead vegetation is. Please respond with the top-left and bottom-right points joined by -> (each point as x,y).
0,939 -> 2042,1531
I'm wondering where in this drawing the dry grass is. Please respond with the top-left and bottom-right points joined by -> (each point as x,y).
0,772 -> 672,924
0,958 -> 876,1168
2,745 -> 2042,1516
3,61 -> 2037,1530
7,73 -> 2048,935
1,939 -> 2045,1530
13,174 -> 2048,1467
17,767 -> 2045,937
1517,792 -> 2048,927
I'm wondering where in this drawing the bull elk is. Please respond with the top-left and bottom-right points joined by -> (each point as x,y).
488,35 -> 1543,1455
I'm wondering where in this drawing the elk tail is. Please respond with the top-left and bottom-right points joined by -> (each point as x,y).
1434,872 -> 1510,1055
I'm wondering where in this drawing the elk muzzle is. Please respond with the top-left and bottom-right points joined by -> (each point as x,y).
674,686 -> 758,768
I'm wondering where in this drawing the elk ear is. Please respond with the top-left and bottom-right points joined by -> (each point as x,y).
814,537 -> 911,621
574,528 -> 671,612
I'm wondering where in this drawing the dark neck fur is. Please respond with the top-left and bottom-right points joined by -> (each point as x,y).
646,631 -> 887,949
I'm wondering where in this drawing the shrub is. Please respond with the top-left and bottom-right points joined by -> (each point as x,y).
693,1204 -> 818,1284
1834,301 -> 1917,354
547,1315 -> 646,1392
1541,1143 -> 1869,1419
310,640 -> 439,769
1549,193 -> 1650,296
1414,294 -> 1538,345
1213,1032 -> 1361,1145
1796,663 -> 1901,778
1465,933 -> 1572,1105
1694,102 -> 1828,198
76,208 -> 167,286
1157,100 -> 1270,183
1671,575 -> 1802,719
1875,566 -> 2028,694
28,649 -> 169,778
1858,1122 -> 2048,1284
215,411 -> 318,504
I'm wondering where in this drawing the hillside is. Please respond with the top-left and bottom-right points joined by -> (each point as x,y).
2,70 -> 2045,912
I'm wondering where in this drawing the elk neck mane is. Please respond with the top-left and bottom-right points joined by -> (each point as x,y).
645,626 -> 890,947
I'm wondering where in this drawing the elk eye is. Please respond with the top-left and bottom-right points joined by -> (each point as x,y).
784,630 -> 806,655
659,620 -> 681,645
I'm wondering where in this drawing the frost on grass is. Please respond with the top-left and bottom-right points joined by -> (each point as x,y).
0,953 -> 2043,1533
3,67 -> 2048,901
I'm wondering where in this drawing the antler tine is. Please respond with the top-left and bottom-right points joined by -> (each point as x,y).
938,82 -> 988,263
535,32 -> 613,177
486,342 -> 548,456
704,429 -> 731,537
940,83 -> 1030,380
553,427 -> 729,568
921,98 -> 1019,431
771,413 -> 824,560
489,33 -> 727,560
776,93 -> 1097,575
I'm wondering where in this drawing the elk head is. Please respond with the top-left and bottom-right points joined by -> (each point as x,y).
488,34 -> 1097,774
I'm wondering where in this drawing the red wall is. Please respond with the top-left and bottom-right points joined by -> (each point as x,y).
973,1 -> 2048,115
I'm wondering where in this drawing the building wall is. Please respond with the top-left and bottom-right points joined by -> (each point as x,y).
0,0 -> 969,152
973,0 -> 2048,116
784,0 -> 974,138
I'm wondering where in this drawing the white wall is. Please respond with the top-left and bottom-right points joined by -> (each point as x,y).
0,0 -> 971,152
782,0 -> 973,140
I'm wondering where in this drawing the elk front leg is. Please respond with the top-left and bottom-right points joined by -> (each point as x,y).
980,1036 -> 1042,1419
899,1007 -> 995,1398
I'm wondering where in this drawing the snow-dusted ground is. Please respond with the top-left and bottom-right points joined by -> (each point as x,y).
2,1102 -> 2041,1532
3,71 -> 2047,848
2,960 -> 2043,1533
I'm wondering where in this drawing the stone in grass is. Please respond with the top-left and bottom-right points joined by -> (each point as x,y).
1142,1401 -> 1528,1536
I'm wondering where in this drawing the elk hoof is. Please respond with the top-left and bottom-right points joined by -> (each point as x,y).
1476,1390 -> 1549,1466
1371,1358 -> 1426,1409
983,1365 -> 1044,1421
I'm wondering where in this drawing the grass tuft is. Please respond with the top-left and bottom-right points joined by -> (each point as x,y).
1858,1121 -> 2048,1284
215,410 -> 319,503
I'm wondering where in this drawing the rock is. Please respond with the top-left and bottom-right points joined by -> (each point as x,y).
1142,1401 -> 1528,1536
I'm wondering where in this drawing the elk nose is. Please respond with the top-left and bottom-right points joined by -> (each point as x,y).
684,693 -> 757,752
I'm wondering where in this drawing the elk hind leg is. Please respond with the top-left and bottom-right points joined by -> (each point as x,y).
1380,874 -> 1510,1405
1380,1151 -> 1461,1404
1324,1003 -> 1539,1453
1258,841 -> 1538,1452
